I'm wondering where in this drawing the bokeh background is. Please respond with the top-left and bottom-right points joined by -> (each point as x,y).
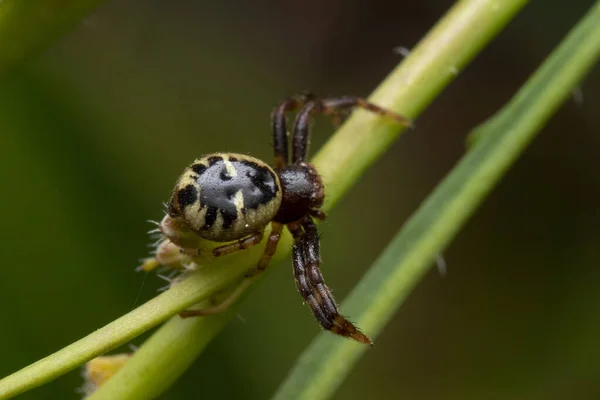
1,0 -> 600,399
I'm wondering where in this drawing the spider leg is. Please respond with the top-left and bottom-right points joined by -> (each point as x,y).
294,217 -> 373,345
179,278 -> 255,317
291,96 -> 412,163
246,222 -> 283,277
179,223 -> 283,317
309,209 -> 327,221
212,231 -> 265,257
321,96 -> 412,127
292,238 -> 331,330
179,231 -> 265,258
271,93 -> 315,169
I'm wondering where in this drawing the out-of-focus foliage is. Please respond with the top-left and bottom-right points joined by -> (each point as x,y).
0,0 -> 103,75
0,1 -> 599,399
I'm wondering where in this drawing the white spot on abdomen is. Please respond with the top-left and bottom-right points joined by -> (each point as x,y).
224,158 -> 238,177
234,190 -> 244,211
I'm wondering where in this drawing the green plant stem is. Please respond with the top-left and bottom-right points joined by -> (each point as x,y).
89,0 -> 529,399
86,311 -> 235,400
314,0 -> 530,209
273,2 -> 600,399
0,0 -> 104,77
0,0 -> 528,398
0,263 -> 252,399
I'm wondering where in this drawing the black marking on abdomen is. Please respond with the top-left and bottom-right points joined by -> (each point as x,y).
207,156 -> 222,166
240,160 -> 278,208
191,164 -> 207,175
177,184 -> 198,210
220,168 -> 233,181
221,208 -> 237,229
204,206 -> 218,228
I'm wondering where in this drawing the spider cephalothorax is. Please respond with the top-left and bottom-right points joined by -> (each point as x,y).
160,95 -> 410,344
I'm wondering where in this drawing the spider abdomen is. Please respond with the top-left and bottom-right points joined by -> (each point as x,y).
168,153 -> 282,242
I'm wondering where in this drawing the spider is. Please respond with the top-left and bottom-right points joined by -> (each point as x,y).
160,94 -> 411,345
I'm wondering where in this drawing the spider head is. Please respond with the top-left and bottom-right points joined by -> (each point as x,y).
274,162 -> 324,224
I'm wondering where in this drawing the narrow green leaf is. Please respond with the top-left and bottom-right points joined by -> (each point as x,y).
273,2 -> 600,399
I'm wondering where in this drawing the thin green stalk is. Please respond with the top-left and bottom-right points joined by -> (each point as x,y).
88,0 -> 528,399
0,258 -> 257,399
274,2 -> 600,399
0,0 -> 104,77
85,310 -> 236,400
314,0 -> 529,209
0,0 -> 528,398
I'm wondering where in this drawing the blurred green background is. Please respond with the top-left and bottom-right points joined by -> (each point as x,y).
1,1 -> 600,399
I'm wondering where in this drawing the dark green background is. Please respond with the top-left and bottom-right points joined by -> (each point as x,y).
1,1 -> 600,399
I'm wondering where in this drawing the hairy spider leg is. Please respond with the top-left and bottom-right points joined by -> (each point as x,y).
212,231 -> 265,257
179,230 -> 264,258
291,96 -> 412,163
298,217 -> 372,345
252,222 -> 284,275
